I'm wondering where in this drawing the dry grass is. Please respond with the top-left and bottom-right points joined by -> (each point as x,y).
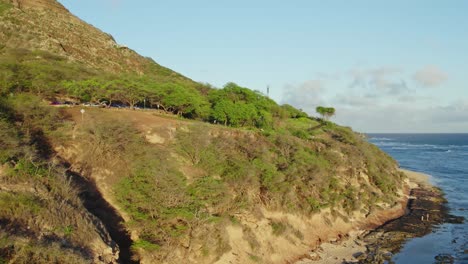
0,95 -> 115,263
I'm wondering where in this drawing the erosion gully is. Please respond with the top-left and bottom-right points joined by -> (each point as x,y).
67,169 -> 139,264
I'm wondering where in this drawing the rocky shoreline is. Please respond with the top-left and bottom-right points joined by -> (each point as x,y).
354,186 -> 463,263
296,169 -> 465,264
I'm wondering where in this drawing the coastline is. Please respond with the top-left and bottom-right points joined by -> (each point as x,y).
295,168 -> 446,264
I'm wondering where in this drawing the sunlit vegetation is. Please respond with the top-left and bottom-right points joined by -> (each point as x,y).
316,106 -> 336,120
0,45 -> 405,261
0,26 -> 406,264
0,48 -> 314,128
66,106 -> 403,261
0,1 -> 12,16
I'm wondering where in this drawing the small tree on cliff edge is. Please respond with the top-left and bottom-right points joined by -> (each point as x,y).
316,106 -> 336,120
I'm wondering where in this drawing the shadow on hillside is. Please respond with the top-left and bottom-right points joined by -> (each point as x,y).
65,165 -> 139,264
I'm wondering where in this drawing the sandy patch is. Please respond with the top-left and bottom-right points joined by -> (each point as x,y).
399,168 -> 431,189
145,132 -> 165,144
296,230 -> 367,264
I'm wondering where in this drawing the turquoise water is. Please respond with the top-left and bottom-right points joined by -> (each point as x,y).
368,134 -> 467,264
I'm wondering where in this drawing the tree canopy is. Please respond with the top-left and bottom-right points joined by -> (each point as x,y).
316,106 -> 336,120
208,82 -> 282,128
0,48 -> 314,129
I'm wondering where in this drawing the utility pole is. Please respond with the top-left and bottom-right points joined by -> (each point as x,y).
267,85 -> 270,97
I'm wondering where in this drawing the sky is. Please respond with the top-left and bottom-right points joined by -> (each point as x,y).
58,0 -> 468,133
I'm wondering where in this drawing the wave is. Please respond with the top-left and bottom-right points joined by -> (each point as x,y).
370,137 -> 394,141
373,142 -> 439,148
448,145 -> 468,148
372,141 -> 468,150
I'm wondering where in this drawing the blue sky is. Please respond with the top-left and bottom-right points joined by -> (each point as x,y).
59,0 -> 468,132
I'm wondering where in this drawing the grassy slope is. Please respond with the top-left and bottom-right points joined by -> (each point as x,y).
0,0 -> 213,123
0,94 -> 405,263
54,106 -> 405,263
0,0 -> 200,87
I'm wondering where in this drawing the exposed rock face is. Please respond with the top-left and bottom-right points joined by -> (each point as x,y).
7,0 -> 68,12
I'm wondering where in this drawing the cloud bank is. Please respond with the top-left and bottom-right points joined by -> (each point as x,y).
334,102 -> 468,133
282,80 -> 325,111
348,67 -> 409,96
413,65 -> 448,87
280,65 -> 465,132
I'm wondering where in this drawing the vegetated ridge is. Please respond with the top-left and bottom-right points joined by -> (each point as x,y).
1,0 -> 191,78
0,1 -> 409,263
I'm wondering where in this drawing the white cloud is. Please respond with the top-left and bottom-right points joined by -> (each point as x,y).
333,93 -> 377,108
348,66 -> 408,95
413,65 -> 448,87
334,101 -> 468,133
282,80 -> 325,112
279,66 -> 462,132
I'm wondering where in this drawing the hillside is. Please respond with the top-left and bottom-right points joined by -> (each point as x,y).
0,1 -> 409,264
0,0 -> 196,83
0,97 -> 407,263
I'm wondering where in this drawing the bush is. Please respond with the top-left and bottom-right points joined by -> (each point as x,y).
271,221 -> 287,236
132,239 -> 160,251
0,2 -> 12,16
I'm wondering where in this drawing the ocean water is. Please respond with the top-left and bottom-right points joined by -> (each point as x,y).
368,134 -> 468,264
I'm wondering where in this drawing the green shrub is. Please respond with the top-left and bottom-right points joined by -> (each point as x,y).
187,176 -> 227,208
0,241 -> 88,264
0,192 -> 42,218
271,221 -> 287,236
0,2 -> 12,16
248,254 -> 261,262
307,197 -> 322,212
0,118 -> 20,163
292,129 -> 310,139
132,239 -> 161,251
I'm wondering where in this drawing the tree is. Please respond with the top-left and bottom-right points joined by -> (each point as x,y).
211,99 -> 233,126
208,82 -> 278,128
316,106 -> 335,120
61,78 -> 106,103
159,83 -> 209,118
102,79 -> 127,107
120,79 -> 144,109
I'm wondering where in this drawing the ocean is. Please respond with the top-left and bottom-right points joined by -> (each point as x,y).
368,134 -> 468,264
